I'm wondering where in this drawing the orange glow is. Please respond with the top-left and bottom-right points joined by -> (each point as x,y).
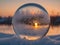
0,0 -> 60,16
31,11 -> 35,15
34,23 -> 38,28
20,35 -> 40,40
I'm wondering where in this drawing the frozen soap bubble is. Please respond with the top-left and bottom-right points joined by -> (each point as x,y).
12,3 -> 50,41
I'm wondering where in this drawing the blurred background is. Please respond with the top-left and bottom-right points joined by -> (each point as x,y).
0,0 -> 60,45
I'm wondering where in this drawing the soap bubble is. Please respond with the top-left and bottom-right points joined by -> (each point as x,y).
12,3 -> 50,41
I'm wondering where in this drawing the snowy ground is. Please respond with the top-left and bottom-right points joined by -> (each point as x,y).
0,33 -> 60,45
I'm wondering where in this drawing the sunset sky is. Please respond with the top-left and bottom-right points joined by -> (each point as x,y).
0,0 -> 60,16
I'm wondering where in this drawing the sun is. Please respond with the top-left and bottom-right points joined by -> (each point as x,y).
34,23 -> 38,28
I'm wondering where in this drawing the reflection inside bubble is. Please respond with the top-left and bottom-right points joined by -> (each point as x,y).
20,35 -> 40,40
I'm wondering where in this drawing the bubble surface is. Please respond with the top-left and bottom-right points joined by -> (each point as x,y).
12,3 -> 50,41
